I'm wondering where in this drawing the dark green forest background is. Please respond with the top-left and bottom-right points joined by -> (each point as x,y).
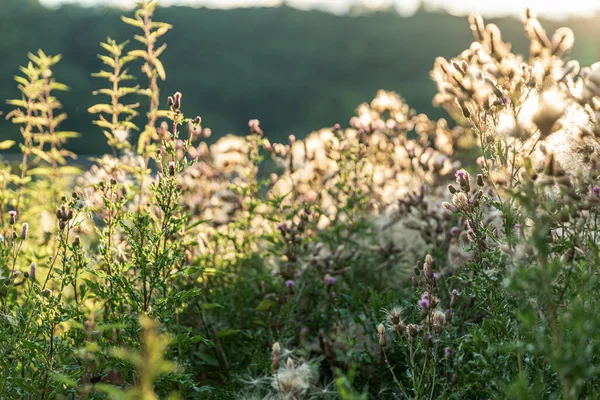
2,0 -> 600,153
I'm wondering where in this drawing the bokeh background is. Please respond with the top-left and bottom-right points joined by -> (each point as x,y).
2,0 -> 600,154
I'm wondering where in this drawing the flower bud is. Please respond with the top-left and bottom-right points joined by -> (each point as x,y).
476,174 -> 484,187
443,202 -> 458,213
248,119 -> 263,136
30,262 -> 36,281
407,324 -> 419,338
8,211 -> 16,226
20,223 -> 28,240
377,323 -> 386,347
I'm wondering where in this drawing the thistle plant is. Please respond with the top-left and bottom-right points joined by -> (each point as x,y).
1,3 -> 600,399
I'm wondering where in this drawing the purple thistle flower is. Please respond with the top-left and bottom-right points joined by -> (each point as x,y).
444,347 -> 453,356
325,275 -> 336,287
418,292 -> 430,310
285,280 -> 295,289
593,186 -> 600,197
433,273 -> 439,280
8,210 -> 16,225
455,169 -> 468,185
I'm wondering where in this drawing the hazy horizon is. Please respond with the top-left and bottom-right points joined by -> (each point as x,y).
38,0 -> 600,19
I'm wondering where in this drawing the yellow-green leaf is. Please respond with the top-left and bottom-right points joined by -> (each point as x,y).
0,140 -> 16,150
154,58 -> 166,80
120,16 -> 143,28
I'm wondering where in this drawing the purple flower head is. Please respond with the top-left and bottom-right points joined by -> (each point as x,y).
502,95 -> 510,105
418,292 -> 430,310
325,275 -> 336,287
444,347 -> 453,356
8,210 -> 16,225
285,280 -> 295,289
449,226 -> 459,236
455,169 -> 468,185
593,186 -> 600,197
433,273 -> 439,280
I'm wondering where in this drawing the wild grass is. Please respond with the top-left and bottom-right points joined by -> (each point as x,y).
0,2 -> 599,399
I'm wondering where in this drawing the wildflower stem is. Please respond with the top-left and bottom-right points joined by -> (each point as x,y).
381,346 -> 410,399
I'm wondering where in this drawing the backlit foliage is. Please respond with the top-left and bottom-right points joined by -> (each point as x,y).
0,3 -> 599,399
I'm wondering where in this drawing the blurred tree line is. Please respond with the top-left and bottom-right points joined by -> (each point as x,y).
1,0 -> 599,153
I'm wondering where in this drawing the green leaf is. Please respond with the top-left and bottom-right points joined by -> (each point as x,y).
51,372 -> 78,388
197,352 -> 219,366
201,303 -> 224,310
215,329 -> 240,339
121,16 -> 143,28
255,299 -> 276,311
0,140 -> 16,150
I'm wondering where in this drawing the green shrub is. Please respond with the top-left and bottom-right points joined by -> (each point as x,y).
0,3 -> 599,399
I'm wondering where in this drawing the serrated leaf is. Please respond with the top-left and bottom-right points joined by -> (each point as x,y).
51,372 -> 78,388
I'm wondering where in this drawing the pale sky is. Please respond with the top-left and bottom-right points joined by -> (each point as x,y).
38,0 -> 600,19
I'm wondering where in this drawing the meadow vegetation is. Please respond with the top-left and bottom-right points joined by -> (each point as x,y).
0,2 -> 599,399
